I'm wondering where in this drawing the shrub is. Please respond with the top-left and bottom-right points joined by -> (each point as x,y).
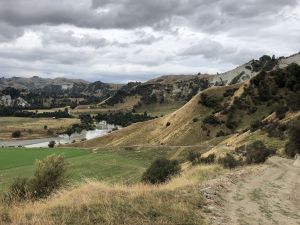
250,120 -> 262,132
142,158 -> 180,184
29,155 -> 66,199
216,130 -> 225,137
199,93 -> 218,108
192,117 -> 199,122
166,122 -> 171,127
44,125 -> 48,130
48,141 -> 56,148
200,154 -> 215,164
245,141 -> 274,164
203,115 -> 221,126
187,151 -> 201,165
275,106 -> 289,120
219,153 -> 239,169
11,130 -> 21,138
3,178 -> 29,203
2,155 -> 66,203
285,119 -> 300,157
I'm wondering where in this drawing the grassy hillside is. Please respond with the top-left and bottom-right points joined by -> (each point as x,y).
0,146 -> 191,191
70,84 -> 240,147
72,64 -> 300,149
0,163 -> 223,225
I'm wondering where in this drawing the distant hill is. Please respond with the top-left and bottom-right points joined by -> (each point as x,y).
98,53 -> 300,113
0,76 -> 123,108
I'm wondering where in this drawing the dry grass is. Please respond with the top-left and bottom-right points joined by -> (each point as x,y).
0,117 -> 79,140
0,164 -> 223,225
70,84 -> 242,148
71,96 -> 141,115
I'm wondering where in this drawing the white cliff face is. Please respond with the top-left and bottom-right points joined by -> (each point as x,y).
210,53 -> 300,86
0,95 -> 30,107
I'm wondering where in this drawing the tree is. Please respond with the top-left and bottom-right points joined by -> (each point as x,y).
48,141 -> 56,148
219,153 -> 239,169
285,120 -> 300,157
187,151 -> 201,165
246,141 -> 274,164
12,130 -> 21,138
142,158 -> 181,184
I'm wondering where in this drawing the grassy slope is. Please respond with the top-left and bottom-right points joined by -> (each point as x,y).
0,147 -> 184,190
71,85 -> 237,148
0,164 -> 223,225
0,117 -> 79,140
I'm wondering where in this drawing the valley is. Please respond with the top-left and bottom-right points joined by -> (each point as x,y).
0,53 -> 300,225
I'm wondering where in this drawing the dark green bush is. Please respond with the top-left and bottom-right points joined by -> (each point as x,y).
245,141 -> 274,164
11,130 -> 21,138
200,154 -> 215,164
275,105 -> 289,120
199,93 -> 219,108
219,153 -> 239,169
250,120 -> 262,132
187,151 -> 201,165
142,158 -> 181,184
216,130 -> 225,137
203,115 -> 222,126
48,141 -> 56,148
285,119 -> 300,157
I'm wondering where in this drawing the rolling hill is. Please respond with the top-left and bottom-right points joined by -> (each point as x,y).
72,62 -> 300,149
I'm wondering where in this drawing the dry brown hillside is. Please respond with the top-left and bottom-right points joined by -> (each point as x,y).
71,84 -> 240,148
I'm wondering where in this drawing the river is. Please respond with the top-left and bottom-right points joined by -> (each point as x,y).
0,121 -> 120,148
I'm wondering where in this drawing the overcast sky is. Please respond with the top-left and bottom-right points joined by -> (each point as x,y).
0,0 -> 299,83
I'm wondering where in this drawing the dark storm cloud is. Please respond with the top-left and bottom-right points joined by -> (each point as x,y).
0,0 -> 297,30
0,0 -> 299,82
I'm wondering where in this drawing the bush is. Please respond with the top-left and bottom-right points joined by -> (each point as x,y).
192,117 -> 199,122
285,120 -> 300,157
29,155 -> 66,199
2,155 -> 66,203
203,115 -> 222,126
187,151 -> 201,165
250,120 -> 262,132
199,93 -> 218,108
48,141 -> 56,148
142,158 -> 181,184
219,153 -> 239,169
245,141 -> 274,164
11,130 -> 21,138
200,154 -> 215,164
3,178 -> 29,203
216,130 -> 225,137
275,106 -> 289,120
166,122 -> 171,127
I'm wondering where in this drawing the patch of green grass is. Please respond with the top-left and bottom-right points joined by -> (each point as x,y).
0,148 -> 89,170
0,147 -> 179,191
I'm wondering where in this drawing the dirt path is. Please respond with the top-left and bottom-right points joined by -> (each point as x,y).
222,156 -> 300,225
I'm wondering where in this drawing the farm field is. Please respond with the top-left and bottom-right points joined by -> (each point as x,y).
0,117 -> 79,140
0,147 -> 177,191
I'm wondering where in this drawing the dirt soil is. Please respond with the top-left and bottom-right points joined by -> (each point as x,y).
201,156 -> 300,225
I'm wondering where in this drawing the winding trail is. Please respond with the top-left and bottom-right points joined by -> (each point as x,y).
223,157 -> 300,225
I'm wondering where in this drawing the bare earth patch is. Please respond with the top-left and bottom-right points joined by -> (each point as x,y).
201,156 -> 300,225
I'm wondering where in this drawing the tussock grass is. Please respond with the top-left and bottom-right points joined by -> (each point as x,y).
0,164 -> 222,225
